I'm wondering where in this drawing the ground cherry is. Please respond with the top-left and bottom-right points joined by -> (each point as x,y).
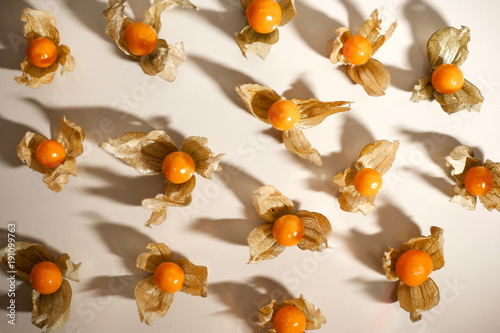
27,37 -> 58,68
154,262 -> 185,293
273,305 -> 306,333
353,168 -> 383,196
431,64 -> 464,95
395,249 -> 433,287
273,215 -> 304,247
30,261 -> 63,295
268,100 -> 301,131
342,35 -> 372,65
124,22 -> 158,56
245,0 -> 282,34
162,151 -> 196,184
35,139 -> 66,168
464,166 -> 494,196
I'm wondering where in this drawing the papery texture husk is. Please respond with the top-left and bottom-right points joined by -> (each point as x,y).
135,275 -> 174,325
283,126 -> 322,165
181,137 -> 224,179
176,257 -> 208,297
397,278 -> 440,322
235,84 -> 281,123
247,222 -> 285,264
15,8 -> 75,88
355,140 -> 399,175
0,242 -> 53,283
382,247 -> 401,282
479,160 -> 500,211
55,253 -> 81,282
427,26 -> 470,69
330,27 -> 352,65
347,58 -> 391,97
258,298 -> 280,329
333,168 -> 376,215
410,76 -> 433,103
401,226 -> 444,271
253,185 -> 294,222
296,210 -> 332,252
137,243 -> 174,273
294,98 -> 351,128
32,279 -> 72,332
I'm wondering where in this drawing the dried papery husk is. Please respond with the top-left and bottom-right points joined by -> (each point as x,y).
347,58 -> 391,97
356,8 -> 397,55
32,279 -> 72,332
176,257 -> 208,297
397,278 -> 439,322
253,185 -> 294,222
247,222 -> 285,264
282,126 -> 322,165
258,298 -> 280,329
294,98 -> 351,128
433,80 -> 484,114
15,8 -> 75,88
355,140 -> 399,175
401,226 -> 444,271
296,210 -> 331,252
180,137 -> 225,179
135,275 -> 174,325
451,185 -> 476,210
0,242 -> 54,283
137,243 -> 174,273
410,75 -> 433,103
330,27 -> 352,65
382,248 -> 401,282
427,26 -> 470,70
55,253 -> 81,282
479,160 -> 500,211
235,83 -> 281,123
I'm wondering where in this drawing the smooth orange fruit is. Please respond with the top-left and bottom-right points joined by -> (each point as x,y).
268,100 -> 300,131
273,305 -> 307,333
464,166 -> 494,196
162,151 -> 196,184
246,0 -> 282,34
273,215 -> 304,247
396,249 -> 433,287
343,35 -> 372,65
431,64 -> 464,95
30,261 -> 63,295
124,22 -> 158,56
27,37 -> 58,68
154,262 -> 185,293
35,140 -> 66,168
353,168 -> 382,196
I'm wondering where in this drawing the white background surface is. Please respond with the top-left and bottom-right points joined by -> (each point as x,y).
1,0 -> 500,332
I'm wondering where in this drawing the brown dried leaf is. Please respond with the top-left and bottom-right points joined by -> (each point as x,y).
427,26 -> 470,69
235,83 -> 281,123
347,58 -> 391,97
135,275 -> 174,325
282,126 -> 322,166
258,298 -> 280,329
235,26 -> 279,60
294,98 -> 351,128
397,278 -> 440,322
296,211 -> 332,252
330,27 -> 352,65
55,253 -> 81,282
479,160 -> 500,211
32,279 -> 72,332
137,243 -> 173,273
382,248 -> 401,282
176,258 -> 208,297
278,0 -> 297,27
181,136 -> 224,179
253,185 -> 294,223
433,79 -> 484,114
401,226 -> 444,271
410,75 -> 433,103
100,131 -> 178,175
17,132 -> 49,173
247,223 -> 285,263
355,139 -> 400,175
285,294 -> 327,331
333,168 -> 377,216
0,242 -> 53,283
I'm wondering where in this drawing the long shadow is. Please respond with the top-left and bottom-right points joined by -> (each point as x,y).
0,0 -> 30,70
281,77 -> 315,100
339,0 -> 365,31
197,1 -> 244,39
349,277 -> 397,303
82,274 -> 142,300
0,115 -> 39,168
66,0 -> 107,41
209,276 -> 293,332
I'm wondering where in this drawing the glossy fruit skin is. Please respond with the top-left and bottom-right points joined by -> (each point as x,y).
27,37 -> 58,68
268,100 -> 301,131
30,261 -> 63,295
353,168 -> 383,196
272,215 -> 304,247
246,0 -> 282,34
154,262 -> 185,293
395,249 -> 433,287
431,64 -> 464,95
273,305 -> 307,333
162,151 -> 196,184
124,22 -> 158,56
35,140 -> 66,168
343,35 -> 372,65
464,166 -> 494,196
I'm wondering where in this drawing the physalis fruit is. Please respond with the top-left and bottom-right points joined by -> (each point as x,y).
342,35 -> 372,65
353,168 -> 382,196
272,215 -> 305,247
395,249 -> 433,287
35,139 -> 66,168
273,305 -> 307,333
162,151 -> 196,184
30,261 -> 63,295
153,262 -> 185,293
464,166 -> 494,196
246,0 -> 282,34
27,37 -> 58,68
431,64 -> 464,95
268,99 -> 301,131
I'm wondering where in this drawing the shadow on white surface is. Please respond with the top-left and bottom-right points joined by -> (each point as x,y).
65,0 -> 107,41
197,0 -> 244,39
0,116 -> 39,168
349,277 -> 398,304
0,0 -> 29,70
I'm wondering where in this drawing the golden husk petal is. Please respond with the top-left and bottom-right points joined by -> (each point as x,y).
479,160 -> 500,211
333,168 -> 377,215
258,298 -> 280,330
330,27 -> 352,65
427,26 -> 470,69
57,116 -> 85,159
253,185 -> 294,223
137,243 -> 174,273
32,279 -> 72,332
134,275 -> 174,325
284,295 -> 327,330
144,0 -> 198,32
397,278 -> 440,322
278,0 -> 297,27
282,126 -> 322,166
382,248 -> 401,282
55,253 -> 81,282
294,98 -> 351,129
0,242 -> 53,283
401,226 -> 445,271
235,26 -> 279,60
410,75 -> 433,103
180,136 -> 224,179
247,222 -> 285,264
355,139 -> 399,175
17,132 -> 49,174
176,257 -> 208,297
356,8 -> 396,51
296,210 -> 332,252
451,185 -> 477,210
433,79 -> 484,114
235,83 -> 281,123
347,58 -> 391,97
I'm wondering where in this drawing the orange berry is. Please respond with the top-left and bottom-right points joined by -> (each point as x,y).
246,0 -> 282,34
30,261 -> 63,295
27,37 -> 58,68
353,168 -> 382,196
431,64 -> 464,95
342,35 -> 372,65
268,100 -> 301,131
273,215 -> 304,247
35,139 -> 66,168
395,249 -> 433,287
124,22 -> 158,56
273,305 -> 306,333
154,262 -> 185,293
162,151 -> 196,184
464,166 -> 494,196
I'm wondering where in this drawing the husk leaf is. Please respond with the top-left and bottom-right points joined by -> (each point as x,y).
235,83 -> 281,123
235,26 -> 279,60
180,136 -> 224,179
137,243 -> 173,273
282,126 -> 322,166
330,27 -> 352,65
401,226 -> 444,271
294,98 -> 351,129
427,26 -> 470,69
451,185 -> 476,210
253,185 -> 294,223
333,168 -> 376,215
382,248 -> 401,282
397,278 -> 440,322
356,8 -> 396,50
433,79 -> 484,114
278,0 -> 297,27
144,0 -> 198,32
410,75 -> 433,103
355,140 -> 399,175
57,116 -> 85,159
134,275 -> 174,325
55,253 -> 81,282
0,242 -> 54,283
17,132 -> 49,174
479,160 -> 500,211
176,257 -> 208,297
257,298 -> 280,329
32,279 -> 72,332
247,222 -> 285,264
296,211 -> 332,252
284,294 -> 327,330
347,58 -> 391,97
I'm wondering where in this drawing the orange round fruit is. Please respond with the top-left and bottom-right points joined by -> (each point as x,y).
124,22 -> 158,56
246,0 -> 282,34
273,215 -> 304,247
35,140 -> 66,168
27,37 -> 58,68
162,151 -> 196,184
154,262 -> 185,293
395,249 -> 433,287
30,261 -> 63,295
342,35 -> 372,65
431,64 -> 464,95
353,168 -> 383,196
464,166 -> 494,196
268,100 -> 300,131
273,305 -> 307,333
